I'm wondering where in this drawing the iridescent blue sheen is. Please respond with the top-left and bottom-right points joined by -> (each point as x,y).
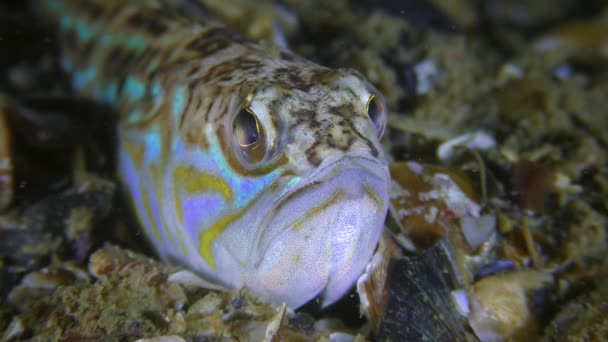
172,86 -> 187,118
124,77 -> 146,101
184,196 -> 223,240
102,83 -> 118,103
143,130 -> 162,166
75,18 -> 97,41
281,177 -> 301,196
73,67 -> 96,91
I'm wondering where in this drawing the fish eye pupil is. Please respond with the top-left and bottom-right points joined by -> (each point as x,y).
234,108 -> 259,147
367,96 -> 378,122
366,94 -> 385,136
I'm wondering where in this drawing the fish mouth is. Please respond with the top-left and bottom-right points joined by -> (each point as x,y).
246,153 -> 390,308
258,153 -> 389,257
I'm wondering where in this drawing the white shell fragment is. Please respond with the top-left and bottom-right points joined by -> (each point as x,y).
264,303 -> 286,342
168,270 -> 229,292
431,173 -> 481,217
451,289 -> 471,317
1,317 -> 25,341
414,58 -> 441,94
461,215 -> 497,250
437,131 -> 496,161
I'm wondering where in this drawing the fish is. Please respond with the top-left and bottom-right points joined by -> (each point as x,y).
35,0 -> 390,308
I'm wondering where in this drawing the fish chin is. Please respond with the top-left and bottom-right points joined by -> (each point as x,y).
245,164 -> 390,308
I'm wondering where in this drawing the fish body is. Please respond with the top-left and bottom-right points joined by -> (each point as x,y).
37,0 -> 390,308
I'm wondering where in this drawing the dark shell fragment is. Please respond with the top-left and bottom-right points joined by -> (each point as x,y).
376,240 -> 472,341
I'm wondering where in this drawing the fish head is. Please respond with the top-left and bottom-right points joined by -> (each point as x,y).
216,67 -> 391,308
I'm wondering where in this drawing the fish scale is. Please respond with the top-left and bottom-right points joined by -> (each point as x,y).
36,0 -> 392,308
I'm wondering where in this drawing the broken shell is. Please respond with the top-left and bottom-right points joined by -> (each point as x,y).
437,131 -> 496,161
375,240 -> 471,341
264,303 -> 286,342
187,292 -> 224,316
512,159 -> 558,213
17,266 -> 86,291
388,161 -> 498,287
356,229 -> 402,328
0,317 -> 25,341
168,269 -> 229,292
388,161 -> 482,250
467,270 -> 554,341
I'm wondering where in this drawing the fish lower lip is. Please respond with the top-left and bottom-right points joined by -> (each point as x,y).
247,170 -> 389,307
254,160 -> 389,263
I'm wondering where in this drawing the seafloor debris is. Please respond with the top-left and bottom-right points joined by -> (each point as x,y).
543,277 -> 608,341
5,245 -> 366,341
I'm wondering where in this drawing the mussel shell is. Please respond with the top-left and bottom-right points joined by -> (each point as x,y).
376,240 -> 472,341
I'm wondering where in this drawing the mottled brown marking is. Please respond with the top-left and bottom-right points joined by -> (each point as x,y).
239,59 -> 263,71
187,64 -> 201,77
198,57 -> 251,83
287,72 -> 304,87
85,1 -> 104,18
305,143 -> 322,166
178,83 -> 193,129
189,27 -> 240,47
126,11 -> 168,35
198,39 -> 232,57
187,27 -> 244,57
106,47 -> 138,75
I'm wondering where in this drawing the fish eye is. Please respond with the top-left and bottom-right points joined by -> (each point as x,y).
232,106 -> 267,164
233,107 -> 260,147
366,94 -> 387,138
